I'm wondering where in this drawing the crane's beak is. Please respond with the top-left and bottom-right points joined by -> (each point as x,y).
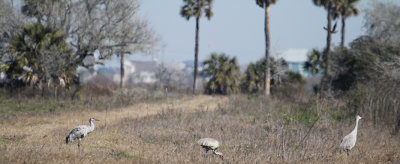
93,118 -> 100,121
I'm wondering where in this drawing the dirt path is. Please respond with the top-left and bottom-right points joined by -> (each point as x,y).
0,95 -> 227,144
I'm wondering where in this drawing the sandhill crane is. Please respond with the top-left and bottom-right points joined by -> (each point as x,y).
340,115 -> 362,156
66,117 -> 99,152
197,138 -> 224,160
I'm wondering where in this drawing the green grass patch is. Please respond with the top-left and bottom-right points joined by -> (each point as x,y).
0,139 -> 10,145
0,99 -> 84,115
91,145 -> 109,150
330,106 -> 353,122
117,151 -> 137,159
283,105 -> 319,127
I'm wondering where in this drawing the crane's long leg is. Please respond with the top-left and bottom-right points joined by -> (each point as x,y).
201,148 -> 209,158
202,148 -> 207,158
78,140 -> 81,153
346,149 -> 349,156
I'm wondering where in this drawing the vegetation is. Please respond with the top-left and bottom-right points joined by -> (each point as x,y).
254,0 -> 279,96
202,53 -> 240,95
337,0 -> 360,47
301,2 -> 400,131
1,0 -> 157,94
312,0 -> 342,92
0,84 -> 186,116
241,57 -> 287,93
1,95 -> 399,163
0,1 -> 399,163
0,0 -> 23,47
2,23 -> 75,89
304,48 -> 324,76
180,0 -> 214,94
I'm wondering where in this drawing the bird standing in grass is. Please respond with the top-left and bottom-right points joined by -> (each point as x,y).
197,138 -> 224,160
340,115 -> 362,156
66,117 -> 99,152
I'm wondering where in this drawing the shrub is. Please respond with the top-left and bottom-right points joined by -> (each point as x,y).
202,53 -> 240,95
241,57 -> 287,93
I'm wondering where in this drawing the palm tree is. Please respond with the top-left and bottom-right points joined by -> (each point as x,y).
304,49 -> 324,76
338,0 -> 359,47
4,23 -> 75,96
202,53 -> 240,95
313,0 -> 341,93
313,0 -> 339,78
255,0 -> 278,96
180,0 -> 213,94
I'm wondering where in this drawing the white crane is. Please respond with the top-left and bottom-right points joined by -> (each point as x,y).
197,138 -> 224,160
340,115 -> 362,156
66,117 -> 99,151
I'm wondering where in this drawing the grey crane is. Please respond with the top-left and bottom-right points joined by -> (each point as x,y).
197,138 -> 224,160
66,117 -> 99,152
339,115 -> 362,156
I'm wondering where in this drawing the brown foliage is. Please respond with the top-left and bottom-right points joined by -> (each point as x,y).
0,95 -> 399,163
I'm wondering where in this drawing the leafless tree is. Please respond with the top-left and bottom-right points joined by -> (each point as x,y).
156,63 -> 188,89
20,0 -> 158,87
363,2 -> 400,80
0,0 -> 24,58
364,2 -> 400,46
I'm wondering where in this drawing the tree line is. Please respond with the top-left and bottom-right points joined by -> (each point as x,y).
181,0 -> 360,95
1,0 -> 399,101
199,1 -> 400,130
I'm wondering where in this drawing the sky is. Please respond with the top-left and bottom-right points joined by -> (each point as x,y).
122,0 -> 399,65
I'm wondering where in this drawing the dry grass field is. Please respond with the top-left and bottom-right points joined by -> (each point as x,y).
0,94 -> 399,163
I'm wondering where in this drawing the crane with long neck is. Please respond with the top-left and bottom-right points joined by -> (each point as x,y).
340,115 -> 362,156
66,117 -> 99,152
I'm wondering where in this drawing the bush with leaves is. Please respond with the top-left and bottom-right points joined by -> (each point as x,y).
271,71 -> 307,101
304,48 -> 325,76
201,53 -> 240,95
282,71 -> 305,84
329,36 -> 400,92
241,57 -> 287,93
1,23 -> 76,88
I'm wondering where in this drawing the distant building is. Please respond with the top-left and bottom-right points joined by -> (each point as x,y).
279,49 -> 316,78
79,60 -> 195,88
287,62 -> 313,78
127,61 -> 158,85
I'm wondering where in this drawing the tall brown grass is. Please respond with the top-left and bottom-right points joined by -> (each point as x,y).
0,84 -> 187,117
1,94 -> 399,163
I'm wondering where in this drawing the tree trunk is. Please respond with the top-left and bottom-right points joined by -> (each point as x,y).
54,85 -> 57,100
264,5 -> 271,96
341,14 -> 346,48
325,3 -> 332,78
193,17 -> 200,94
120,53 -> 125,88
396,107 -> 400,133
320,3 -> 333,94
41,81 -> 45,97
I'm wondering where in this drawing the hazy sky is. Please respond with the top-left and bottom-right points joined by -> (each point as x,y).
121,0 -> 399,65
